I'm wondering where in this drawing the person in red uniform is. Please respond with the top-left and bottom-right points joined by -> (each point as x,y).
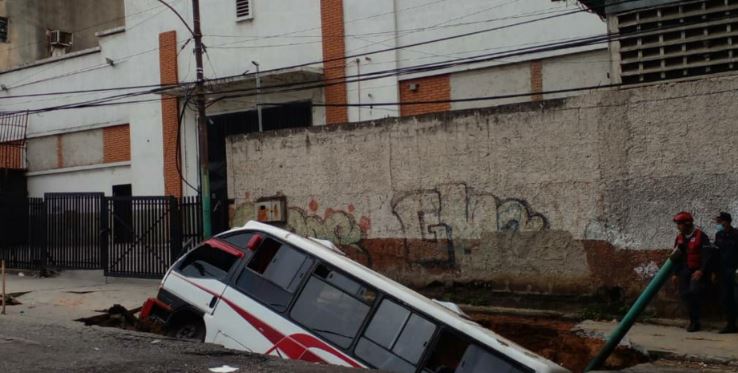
670,211 -> 714,332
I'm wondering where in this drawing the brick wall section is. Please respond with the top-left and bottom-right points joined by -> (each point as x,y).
103,124 -> 131,163
0,143 -> 23,169
320,0 -> 349,124
56,135 -> 64,168
398,74 -> 451,117
530,60 -> 543,101
159,31 -> 182,197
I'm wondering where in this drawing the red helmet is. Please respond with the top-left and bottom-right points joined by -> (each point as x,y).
673,211 -> 694,223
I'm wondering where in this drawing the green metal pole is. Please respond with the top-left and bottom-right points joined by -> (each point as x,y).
200,165 -> 212,238
585,257 -> 675,372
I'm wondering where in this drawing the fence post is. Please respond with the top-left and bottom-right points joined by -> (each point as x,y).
100,197 -> 109,276
1,259 -> 6,315
169,197 -> 183,265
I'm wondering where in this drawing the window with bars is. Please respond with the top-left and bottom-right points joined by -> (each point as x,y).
0,17 -> 8,43
617,0 -> 738,85
236,0 -> 253,21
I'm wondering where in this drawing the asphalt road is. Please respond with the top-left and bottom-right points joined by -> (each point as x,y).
0,314 -> 360,373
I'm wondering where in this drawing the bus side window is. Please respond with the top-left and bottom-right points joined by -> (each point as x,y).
218,232 -> 254,250
233,238 -> 313,312
354,299 -> 437,373
423,329 -> 527,373
290,264 -> 375,349
177,245 -> 239,280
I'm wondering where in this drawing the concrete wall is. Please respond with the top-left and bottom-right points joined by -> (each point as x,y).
0,0 -> 124,70
226,74 -> 738,301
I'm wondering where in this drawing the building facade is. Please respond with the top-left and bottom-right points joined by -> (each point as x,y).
0,0 -> 609,231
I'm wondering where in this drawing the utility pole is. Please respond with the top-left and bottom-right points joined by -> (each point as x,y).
192,0 -> 212,238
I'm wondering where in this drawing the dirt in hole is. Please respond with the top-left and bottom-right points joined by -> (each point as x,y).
80,304 -> 648,372
76,304 -> 166,335
2,292 -> 29,306
469,313 -> 649,373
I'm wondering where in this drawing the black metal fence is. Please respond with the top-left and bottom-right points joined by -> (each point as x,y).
0,195 -> 43,269
0,193 -> 203,278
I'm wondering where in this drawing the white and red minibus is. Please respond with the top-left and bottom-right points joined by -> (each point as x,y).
142,221 -> 569,373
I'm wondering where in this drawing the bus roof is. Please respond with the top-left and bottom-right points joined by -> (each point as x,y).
234,221 -> 568,373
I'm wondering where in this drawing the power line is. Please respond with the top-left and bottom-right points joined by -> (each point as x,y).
0,0 -> 679,115
1,0 -> 607,91
0,12 -> 679,115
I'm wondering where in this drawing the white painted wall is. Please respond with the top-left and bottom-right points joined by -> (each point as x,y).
451,48 -> 611,110
27,164 -> 131,197
394,0 -> 607,76
343,0 -> 402,122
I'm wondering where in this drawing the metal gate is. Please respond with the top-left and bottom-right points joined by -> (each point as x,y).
1,194 -> 203,278
45,193 -> 103,269
102,196 -> 202,278
0,195 -> 43,269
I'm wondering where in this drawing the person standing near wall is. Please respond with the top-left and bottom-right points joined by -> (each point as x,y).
671,211 -> 714,332
714,212 -> 738,334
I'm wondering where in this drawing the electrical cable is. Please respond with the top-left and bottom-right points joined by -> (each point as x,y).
0,0 -> 632,92
0,0 -> 698,115
176,86 -> 201,194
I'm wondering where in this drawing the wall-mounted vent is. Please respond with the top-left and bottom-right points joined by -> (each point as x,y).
236,0 -> 253,21
617,0 -> 738,85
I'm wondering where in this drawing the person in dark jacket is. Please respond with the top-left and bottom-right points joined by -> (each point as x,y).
670,211 -> 714,332
714,212 -> 738,333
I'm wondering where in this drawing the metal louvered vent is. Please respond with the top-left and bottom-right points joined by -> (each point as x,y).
236,0 -> 253,21
618,0 -> 738,85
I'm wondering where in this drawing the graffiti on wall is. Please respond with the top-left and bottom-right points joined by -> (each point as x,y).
391,183 -> 549,269
230,183 -> 554,280
231,198 -> 373,266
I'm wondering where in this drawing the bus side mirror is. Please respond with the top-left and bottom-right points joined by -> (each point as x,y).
247,234 -> 263,251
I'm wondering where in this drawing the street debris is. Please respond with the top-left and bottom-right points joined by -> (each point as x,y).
208,365 -> 240,373
76,304 -> 165,335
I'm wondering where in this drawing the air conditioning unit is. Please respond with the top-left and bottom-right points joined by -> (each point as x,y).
49,30 -> 73,48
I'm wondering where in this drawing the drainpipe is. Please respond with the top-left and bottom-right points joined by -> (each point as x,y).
252,61 -> 263,133
355,58 -> 361,122
585,254 -> 677,371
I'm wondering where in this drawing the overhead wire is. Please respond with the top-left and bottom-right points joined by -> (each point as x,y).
0,0 -> 681,115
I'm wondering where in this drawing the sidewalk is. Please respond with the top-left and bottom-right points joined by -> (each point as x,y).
577,320 -> 738,365
2,270 -> 159,324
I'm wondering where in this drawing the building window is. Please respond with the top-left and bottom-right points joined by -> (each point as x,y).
0,17 -> 8,43
236,0 -> 253,21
